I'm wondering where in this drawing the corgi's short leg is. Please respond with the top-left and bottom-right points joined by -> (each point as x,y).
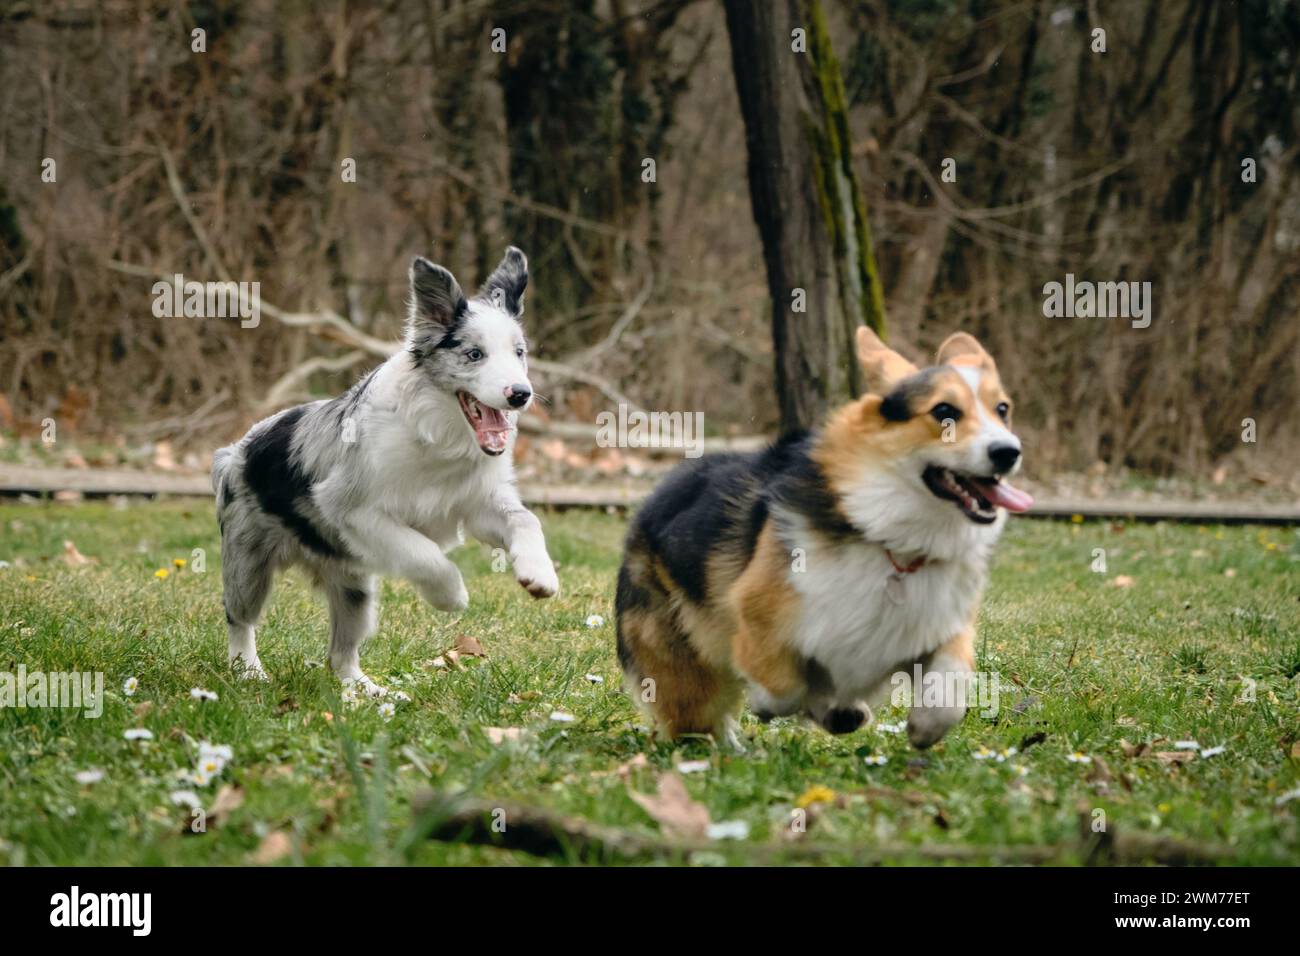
616,604 -> 740,741
907,627 -> 975,748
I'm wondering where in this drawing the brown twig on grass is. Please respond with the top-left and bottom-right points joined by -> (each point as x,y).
411,790 -> 1239,865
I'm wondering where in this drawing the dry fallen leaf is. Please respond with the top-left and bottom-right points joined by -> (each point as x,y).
1118,738 -> 1150,758
61,540 -> 94,567
1108,575 -> 1135,589
207,785 -> 245,826
454,633 -> 487,658
1154,750 -> 1195,765
133,701 -> 154,720
250,830 -> 292,864
628,773 -> 711,840
483,726 -> 522,745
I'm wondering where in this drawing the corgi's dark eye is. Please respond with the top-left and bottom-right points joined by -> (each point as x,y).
931,403 -> 961,423
465,348 -> 484,362
996,402 -> 1010,421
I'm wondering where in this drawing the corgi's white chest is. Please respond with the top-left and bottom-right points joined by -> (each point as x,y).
788,539 -> 986,697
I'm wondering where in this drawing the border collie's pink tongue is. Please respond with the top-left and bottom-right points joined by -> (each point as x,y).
475,406 -> 510,454
971,478 -> 1034,513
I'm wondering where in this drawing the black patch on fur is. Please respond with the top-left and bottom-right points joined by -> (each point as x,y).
242,407 -> 343,559
225,608 -> 234,625
768,434 -> 859,541
881,367 -> 945,422
803,657 -> 835,696
620,432 -> 858,606
342,586 -> 368,607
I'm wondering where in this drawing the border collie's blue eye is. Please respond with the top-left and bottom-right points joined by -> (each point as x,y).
996,401 -> 1010,421
465,348 -> 484,362
931,402 -> 961,423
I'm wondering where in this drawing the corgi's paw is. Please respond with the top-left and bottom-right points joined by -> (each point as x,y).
906,702 -> 966,749
514,552 -> 558,599
819,705 -> 871,735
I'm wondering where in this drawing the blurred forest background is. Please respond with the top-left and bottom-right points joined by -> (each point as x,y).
1,0 -> 1298,491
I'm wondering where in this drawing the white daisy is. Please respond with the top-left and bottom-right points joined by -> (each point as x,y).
876,721 -> 905,734
707,820 -> 750,840
585,614 -> 605,629
73,769 -> 105,785
863,754 -> 888,766
1066,751 -> 1092,764
378,702 -> 396,721
169,790 -> 201,809
198,742 -> 233,763
549,710 -> 576,723
122,677 -> 139,697
123,728 -> 153,741
584,673 -> 605,684
1199,745 -> 1225,758
676,759 -> 710,774
189,687 -> 219,702
1173,740 -> 1200,751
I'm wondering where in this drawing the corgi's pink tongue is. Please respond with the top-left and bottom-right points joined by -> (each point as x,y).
475,406 -> 510,454
970,478 -> 1034,513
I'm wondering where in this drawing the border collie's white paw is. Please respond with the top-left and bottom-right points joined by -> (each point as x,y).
514,553 -> 558,599
230,655 -> 269,682
341,674 -> 388,699
418,573 -> 469,612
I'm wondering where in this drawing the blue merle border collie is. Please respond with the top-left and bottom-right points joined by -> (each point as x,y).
212,248 -> 558,695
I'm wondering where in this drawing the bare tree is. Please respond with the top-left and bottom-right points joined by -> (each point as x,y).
723,0 -> 887,433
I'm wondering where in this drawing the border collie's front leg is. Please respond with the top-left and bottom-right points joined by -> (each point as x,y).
469,490 -> 558,599
343,508 -> 468,612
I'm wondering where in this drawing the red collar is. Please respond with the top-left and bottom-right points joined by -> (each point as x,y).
885,549 -> 927,574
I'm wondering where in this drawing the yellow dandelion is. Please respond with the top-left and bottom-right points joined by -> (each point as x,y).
154,568 -> 170,580
173,557 -> 187,568
795,785 -> 837,809
1071,514 -> 1084,524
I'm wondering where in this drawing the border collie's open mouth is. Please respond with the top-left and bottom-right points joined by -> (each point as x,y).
922,465 -> 1033,523
457,391 -> 511,456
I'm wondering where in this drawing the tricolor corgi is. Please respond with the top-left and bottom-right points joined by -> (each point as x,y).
615,328 -> 1031,749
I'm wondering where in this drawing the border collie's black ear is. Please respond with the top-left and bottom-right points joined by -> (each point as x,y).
408,257 -> 468,340
479,246 -> 528,317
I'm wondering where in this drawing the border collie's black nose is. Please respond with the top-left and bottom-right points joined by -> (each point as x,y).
988,443 -> 1021,473
505,384 -> 531,409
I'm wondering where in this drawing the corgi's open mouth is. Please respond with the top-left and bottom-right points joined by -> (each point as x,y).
922,465 -> 1033,523
457,391 -> 511,456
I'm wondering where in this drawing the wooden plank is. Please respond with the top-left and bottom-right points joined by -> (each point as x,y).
1,463 -> 1296,525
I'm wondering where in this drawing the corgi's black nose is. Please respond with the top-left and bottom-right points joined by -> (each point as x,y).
988,443 -> 1021,473
504,384 -> 531,409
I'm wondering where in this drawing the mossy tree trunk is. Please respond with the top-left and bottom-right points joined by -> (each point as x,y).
723,0 -> 887,433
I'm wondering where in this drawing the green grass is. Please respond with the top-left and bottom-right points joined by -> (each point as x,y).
1,500 -> 1297,865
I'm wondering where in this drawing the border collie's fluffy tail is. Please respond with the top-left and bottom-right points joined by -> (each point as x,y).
211,446 -> 234,503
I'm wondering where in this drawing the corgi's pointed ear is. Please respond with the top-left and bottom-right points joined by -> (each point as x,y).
408,256 -> 468,343
936,332 -> 995,371
856,326 -> 917,394
479,246 -> 528,317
